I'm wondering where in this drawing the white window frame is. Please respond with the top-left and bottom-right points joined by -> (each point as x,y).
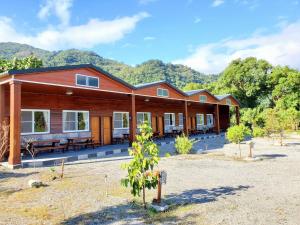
206,114 -> 214,126
196,113 -> 204,126
164,113 -> 176,127
157,88 -> 169,97
21,109 -> 50,135
113,112 -> 129,129
178,113 -> 183,127
226,98 -> 232,105
137,112 -> 151,127
62,110 -> 90,133
76,74 -> 99,88
199,95 -> 207,103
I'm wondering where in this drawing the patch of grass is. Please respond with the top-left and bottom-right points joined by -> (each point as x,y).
18,205 -> 52,220
9,187 -> 45,203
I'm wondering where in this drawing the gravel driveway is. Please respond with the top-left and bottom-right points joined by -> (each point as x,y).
0,136 -> 300,225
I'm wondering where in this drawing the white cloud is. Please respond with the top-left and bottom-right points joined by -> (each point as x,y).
38,0 -> 73,26
0,12 -> 149,50
144,36 -> 156,41
212,0 -> 225,7
173,21 -> 300,74
194,17 -> 202,24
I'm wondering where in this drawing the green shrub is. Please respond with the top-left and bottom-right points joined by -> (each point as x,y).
174,134 -> 193,154
252,127 -> 265,137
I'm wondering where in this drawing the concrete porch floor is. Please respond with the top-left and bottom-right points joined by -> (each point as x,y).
3,133 -> 226,168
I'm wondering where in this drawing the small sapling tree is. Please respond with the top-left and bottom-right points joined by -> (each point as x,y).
227,124 -> 251,158
121,123 -> 160,209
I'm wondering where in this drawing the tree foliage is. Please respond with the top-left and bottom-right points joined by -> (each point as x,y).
174,134 -> 193,154
227,124 -> 251,157
121,123 -> 160,208
0,55 -> 42,72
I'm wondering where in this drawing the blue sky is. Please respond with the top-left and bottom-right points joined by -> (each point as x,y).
0,0 -> 299,73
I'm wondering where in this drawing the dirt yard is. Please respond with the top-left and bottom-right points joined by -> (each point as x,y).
1,135 -> 300,225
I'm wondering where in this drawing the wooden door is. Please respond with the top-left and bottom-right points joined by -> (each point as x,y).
151,116 -> 157,132
91,116 -> 100,144
158,116 -> 164,136
191,117 -> 196,129
102,116 -> 112,145
188,117 -> 191,130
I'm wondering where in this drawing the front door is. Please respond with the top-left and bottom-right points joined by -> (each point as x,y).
158,116 -> 164,136
102,116 -> 112,145
91,116 -> 100,144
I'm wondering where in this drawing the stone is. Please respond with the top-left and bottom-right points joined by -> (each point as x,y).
150,203 -> 170,212
28,179 -> 44,188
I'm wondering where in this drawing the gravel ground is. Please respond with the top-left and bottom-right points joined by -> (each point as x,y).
0,135 -> 300,225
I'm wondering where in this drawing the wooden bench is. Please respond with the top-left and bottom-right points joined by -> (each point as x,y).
26,139 -> 66,157
67,137 -> 94,150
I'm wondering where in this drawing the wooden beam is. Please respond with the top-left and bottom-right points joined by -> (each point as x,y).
235,106 -> 240,125
0,85 -> 5,123
183,101 -> 189,136
8,81 -> 21,168
214,104 -> 220,134
129,94 -> 136,144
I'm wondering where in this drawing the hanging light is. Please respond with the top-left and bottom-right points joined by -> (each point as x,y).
144,98 -> 150,102
66,89 -> 73,96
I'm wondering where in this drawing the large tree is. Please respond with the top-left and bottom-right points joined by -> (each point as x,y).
216,57 -> 272,108
0,55 -> 42,72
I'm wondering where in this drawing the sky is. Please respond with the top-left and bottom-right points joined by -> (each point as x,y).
0,0 -> 299,74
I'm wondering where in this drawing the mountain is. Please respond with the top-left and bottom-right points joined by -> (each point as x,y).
0,42 -> 218,87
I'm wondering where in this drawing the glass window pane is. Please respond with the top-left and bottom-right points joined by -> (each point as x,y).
114,120 -> 122,129
77,75 -> 87,85
78,112 -> 88,130
123,113 -> 129,128
137,113 -> 143,126
64,122 -> 76,131
34,111 -> 48,133
88,77 -> 99,87
22,122 -> 32,133
114,113 -> 122,121
64,112 -> 76,121
21,111 -> 32,122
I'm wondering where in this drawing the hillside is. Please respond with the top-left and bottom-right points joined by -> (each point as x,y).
0,42 -> 218,87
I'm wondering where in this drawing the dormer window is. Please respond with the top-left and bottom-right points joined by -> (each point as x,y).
157,88 -> 169,97
199,95 -> 207,103
226,98 -> 231,105
76,74 -> 99,88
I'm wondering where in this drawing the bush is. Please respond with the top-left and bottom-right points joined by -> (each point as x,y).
175,134 -> 193,154
252,127 -> 265,137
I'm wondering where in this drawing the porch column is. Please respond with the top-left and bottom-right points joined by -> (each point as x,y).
0,85 -> 5,123
235,106 -> 240,125
183,101 -> 189,136
214,104 -> 220,134
129,94 -> 136,145
8,80 -> 21,168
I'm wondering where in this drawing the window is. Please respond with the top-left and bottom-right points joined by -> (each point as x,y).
178,113 -> 183,127
157,88 -> 169,97
63,111 -> 89,132
113,112 -> 129,129
164,113 -> 176,127
199,95 -> 207,103
206,114 -> 214,126
76,74 -> 99,88
226,98 -> 231,105
137,112 -> 151,127
196,114 -> 204,126
21,110 -> 50,134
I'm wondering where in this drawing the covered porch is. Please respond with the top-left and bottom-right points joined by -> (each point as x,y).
0,80 -> 238,168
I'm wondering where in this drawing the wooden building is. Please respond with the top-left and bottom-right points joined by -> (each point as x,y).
0,64 -> 240,168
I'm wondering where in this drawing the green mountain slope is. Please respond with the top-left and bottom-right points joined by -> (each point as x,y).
0,42 -> 218,87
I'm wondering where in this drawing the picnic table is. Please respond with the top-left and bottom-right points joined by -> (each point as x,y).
67,137 -> 94,150
26,139 -> 66,157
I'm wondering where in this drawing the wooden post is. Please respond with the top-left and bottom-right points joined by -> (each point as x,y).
0,85 -> 5,123
8,81 -> 22,168
183,101 -> 189,136
129,94 -> 136,145
214,104 -> 220,134
235,106 -> 240,125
